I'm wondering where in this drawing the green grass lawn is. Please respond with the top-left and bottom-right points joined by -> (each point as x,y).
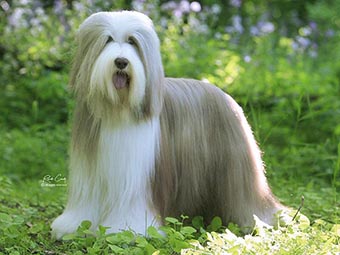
0,171 -> 339,254
0,125 -> 339,254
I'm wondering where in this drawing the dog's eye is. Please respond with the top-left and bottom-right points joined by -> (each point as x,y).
127,37 -> 136,46
106,36 -> 114,44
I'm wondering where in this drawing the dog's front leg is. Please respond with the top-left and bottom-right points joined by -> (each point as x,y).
100,193 -> 159,235
51,159 -> 100,239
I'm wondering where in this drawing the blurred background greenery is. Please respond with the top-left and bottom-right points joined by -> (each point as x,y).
0,0 -> 339,220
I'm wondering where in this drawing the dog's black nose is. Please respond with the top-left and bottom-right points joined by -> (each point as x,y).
114,57 -> 129,69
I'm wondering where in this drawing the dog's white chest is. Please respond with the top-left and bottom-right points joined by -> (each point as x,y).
94,117 -> 160,233
98,118 -> 160,180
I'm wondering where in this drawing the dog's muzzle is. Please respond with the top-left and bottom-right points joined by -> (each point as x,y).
113,58 -> 130,89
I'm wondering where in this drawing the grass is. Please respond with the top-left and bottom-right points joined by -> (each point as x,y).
0,106 -> 339,254
0,175 -> 339,254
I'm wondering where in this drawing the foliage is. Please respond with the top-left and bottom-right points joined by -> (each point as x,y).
0,176 -> 339,254
0,0 -> 339,254
0,72 -> 70,129
182,216 -> 340,255
0,126 -> 68,181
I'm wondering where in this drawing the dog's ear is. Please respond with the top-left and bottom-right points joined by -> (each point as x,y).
132,24 -> 164,117
69,14 -> 110,102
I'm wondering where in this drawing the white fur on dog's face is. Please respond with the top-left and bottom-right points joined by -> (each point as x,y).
71,11 -> 164,120
89,36 -> 146,110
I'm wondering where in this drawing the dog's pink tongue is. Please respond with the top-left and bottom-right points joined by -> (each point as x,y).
113,72 -> 128,89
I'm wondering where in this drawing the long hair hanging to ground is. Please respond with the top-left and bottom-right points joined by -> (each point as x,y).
51,11 -> 285,239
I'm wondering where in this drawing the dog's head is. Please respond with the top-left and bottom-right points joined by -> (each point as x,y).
70,11 -> 164,120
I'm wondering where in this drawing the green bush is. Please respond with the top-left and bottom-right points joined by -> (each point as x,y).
0,126 -> 68,180
0,72 -> 70,129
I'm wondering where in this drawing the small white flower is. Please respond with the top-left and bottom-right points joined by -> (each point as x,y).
190,2 -> 201,12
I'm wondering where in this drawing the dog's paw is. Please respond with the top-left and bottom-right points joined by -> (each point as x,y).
51,212 -> 92,240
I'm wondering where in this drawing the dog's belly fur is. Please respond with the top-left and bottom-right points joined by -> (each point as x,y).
153,78 -> 280,227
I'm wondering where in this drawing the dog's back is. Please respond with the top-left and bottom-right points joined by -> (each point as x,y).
153,78 -> 281,228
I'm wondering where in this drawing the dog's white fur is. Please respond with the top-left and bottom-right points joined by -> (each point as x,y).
51,11 -> 284,239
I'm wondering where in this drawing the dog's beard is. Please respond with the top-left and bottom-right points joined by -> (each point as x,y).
87,42 -> 146,120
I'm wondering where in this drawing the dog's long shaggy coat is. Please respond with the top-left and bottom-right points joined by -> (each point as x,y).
51,11 -> 284,239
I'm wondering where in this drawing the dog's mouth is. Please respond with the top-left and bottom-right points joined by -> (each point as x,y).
112,71 -> 130,90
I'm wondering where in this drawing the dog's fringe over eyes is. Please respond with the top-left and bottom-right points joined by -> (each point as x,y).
51,10 -> 287,239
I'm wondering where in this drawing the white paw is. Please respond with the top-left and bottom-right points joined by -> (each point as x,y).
101,211 -> 161,235
51,211 -> 93,239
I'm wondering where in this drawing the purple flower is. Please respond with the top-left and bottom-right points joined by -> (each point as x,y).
230,0 -> 242,8
162,0 -> 200,18
325,29 -> 335,37
179,0 -> 190,13
299,26 -> 312,36
296,36 -> 311,48
292,41 -> 299,51
232,15 -> 243,33
173,9 -> 183,18
9,8 -> 25,27
259,21 -> 275,34
161,1 -> 177,11
244,55 -> 251,63
309,21 -> 317,30
250,25 -> 259,36
292,36 -> 313,53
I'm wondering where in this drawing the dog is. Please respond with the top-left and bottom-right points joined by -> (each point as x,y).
51,11 -> 285,239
